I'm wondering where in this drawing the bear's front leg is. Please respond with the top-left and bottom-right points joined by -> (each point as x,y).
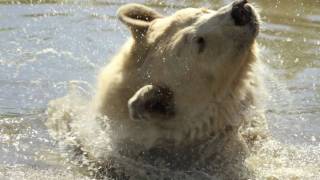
128,85 -> 175,121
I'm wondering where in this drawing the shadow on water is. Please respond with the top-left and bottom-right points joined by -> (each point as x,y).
0,0 -> 319,179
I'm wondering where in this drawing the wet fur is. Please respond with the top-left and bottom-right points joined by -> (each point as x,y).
47,2 -> 267,179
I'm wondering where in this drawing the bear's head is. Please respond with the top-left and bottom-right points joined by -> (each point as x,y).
116,0 -> 260,145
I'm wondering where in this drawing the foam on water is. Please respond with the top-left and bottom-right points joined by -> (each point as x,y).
247,140 -> 320,179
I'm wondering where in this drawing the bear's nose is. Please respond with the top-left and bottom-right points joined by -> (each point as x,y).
231,0 -> 252,26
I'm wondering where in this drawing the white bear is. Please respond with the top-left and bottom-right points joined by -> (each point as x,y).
47,0 -> 267,179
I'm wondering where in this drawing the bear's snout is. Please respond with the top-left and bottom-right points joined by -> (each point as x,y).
231,0 -> 253,26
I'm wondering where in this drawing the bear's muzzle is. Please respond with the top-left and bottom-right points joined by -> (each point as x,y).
231,0 -> 253,26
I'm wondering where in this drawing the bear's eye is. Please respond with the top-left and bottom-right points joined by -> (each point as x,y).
196,37 -> 206,54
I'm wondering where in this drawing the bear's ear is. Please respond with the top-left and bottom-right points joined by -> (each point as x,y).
117,4 -> 163,40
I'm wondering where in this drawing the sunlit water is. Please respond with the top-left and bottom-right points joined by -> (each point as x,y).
0,0 -> 319,179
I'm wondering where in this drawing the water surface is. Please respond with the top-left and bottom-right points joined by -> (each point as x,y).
0,0 -> 319,179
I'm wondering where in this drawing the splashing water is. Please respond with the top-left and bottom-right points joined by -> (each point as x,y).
0,0 -> 319,179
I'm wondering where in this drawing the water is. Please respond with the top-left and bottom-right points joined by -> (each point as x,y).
0,0 -> 319,179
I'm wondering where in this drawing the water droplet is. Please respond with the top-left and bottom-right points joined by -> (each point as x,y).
280,60 -> 284,65
312,83 -> 316,90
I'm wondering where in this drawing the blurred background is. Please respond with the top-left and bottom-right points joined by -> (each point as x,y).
0,0 -> 319,179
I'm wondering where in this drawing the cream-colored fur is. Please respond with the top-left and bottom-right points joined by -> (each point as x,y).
95,2 -> 264,148
47,1 -> 267,179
